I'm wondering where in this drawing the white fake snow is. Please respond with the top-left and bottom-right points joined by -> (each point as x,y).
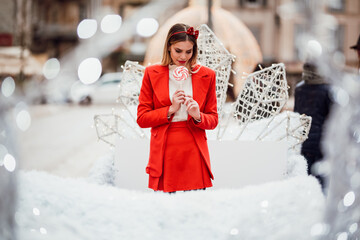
16,170 -> 324,240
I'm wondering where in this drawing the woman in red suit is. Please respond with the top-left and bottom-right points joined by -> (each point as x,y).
137,23 -> 218,192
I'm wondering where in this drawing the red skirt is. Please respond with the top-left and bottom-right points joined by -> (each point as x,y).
148,121 -> 212,192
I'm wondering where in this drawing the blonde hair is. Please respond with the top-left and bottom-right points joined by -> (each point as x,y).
161,23 -> 198,72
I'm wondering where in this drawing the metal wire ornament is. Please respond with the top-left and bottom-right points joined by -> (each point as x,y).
117,60 -> 145,107
256,112 -> 312,150
217,63 -> 289,139
94,61 -> 148,146
197,24 -> 236,114
94,109 -> 147,147
235,63 -> 288,134
94,113 -> 124,147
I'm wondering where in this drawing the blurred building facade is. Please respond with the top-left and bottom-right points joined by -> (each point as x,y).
0,0 -> 359,82
222,0 -> 360,73
219,0 -> 360,95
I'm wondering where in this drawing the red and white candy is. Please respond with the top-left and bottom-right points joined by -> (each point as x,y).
173,66 -> 189,81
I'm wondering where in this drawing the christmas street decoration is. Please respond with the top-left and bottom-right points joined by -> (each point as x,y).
197,24 -> 235,114
117,60 -> 145,108
94,61 -> 148,146
94,26 -> 310,151
94,113 -> 123,147
233,63 -> 289,139
256,111 -> 312,150
215,63 -> 310,152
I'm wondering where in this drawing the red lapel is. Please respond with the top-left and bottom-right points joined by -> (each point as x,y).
149,65 -> 172,106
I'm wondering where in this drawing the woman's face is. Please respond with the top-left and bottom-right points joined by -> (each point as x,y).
169,40 -> 194,66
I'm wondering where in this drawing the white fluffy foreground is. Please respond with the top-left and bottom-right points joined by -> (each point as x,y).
17,170 -> 324,240
16,108 -> 324,239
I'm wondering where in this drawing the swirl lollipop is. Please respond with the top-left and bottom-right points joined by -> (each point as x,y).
173,66 -> 189,89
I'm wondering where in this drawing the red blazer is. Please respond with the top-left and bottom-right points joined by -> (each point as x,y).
137,64 -> 218,179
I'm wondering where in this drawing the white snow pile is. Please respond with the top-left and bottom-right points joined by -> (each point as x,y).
286,154 -> 308,178
16,170 -> 324,240
88,152 -> 116,185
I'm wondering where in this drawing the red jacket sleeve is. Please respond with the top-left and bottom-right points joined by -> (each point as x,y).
137,68 -> 171,128
190,69 -> 218,130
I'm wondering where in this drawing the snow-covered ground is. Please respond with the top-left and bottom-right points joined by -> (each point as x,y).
17,170 -> 324,240
14,104 -> 326,240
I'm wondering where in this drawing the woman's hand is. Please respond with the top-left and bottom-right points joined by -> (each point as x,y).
168,90 -> 185,116
184,96 -> 201,121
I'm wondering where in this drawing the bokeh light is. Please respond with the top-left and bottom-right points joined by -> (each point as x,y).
78,58 -> 102,84
349,223 -> 358,233
33,208 -> 40,216
334,87 -> 349,107
1,77 -> 15,97
136,18 -> 159,37
101,14 -> 122,33
337,232 -> 348,240
306,40 -> 322,59
77,19 -> 98,39
260,200 -> 269,208
310,223 -> 330,236
39,227 -> 47,234
16,110 -> 31,131
42,58 -> 60,80
343,191 -> 355,207
4,154 -> 16,172
230,228 -> 239,235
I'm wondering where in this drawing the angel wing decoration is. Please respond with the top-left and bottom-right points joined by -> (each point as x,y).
233,63 -> 289,139
196,24 -> 235,114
